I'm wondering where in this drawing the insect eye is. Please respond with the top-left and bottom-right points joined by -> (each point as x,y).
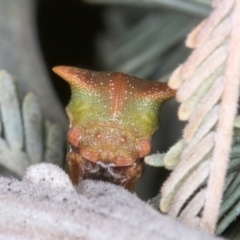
68,127 -> 82,147
96,134 -> 101,139
139,140 -> 151,158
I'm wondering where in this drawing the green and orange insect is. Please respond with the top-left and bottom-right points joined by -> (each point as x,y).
53,66 -> 175,190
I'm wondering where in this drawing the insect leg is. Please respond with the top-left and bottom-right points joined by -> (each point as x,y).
122,161 -> 144,191
66,152 -> 85,185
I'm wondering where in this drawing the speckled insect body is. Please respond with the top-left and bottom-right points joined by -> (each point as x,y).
53,66 -> 175,190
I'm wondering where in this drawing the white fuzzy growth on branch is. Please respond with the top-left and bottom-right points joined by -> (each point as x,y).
200,1 -> 240,232
0,163 -> 222,240
161,0 -> 240,234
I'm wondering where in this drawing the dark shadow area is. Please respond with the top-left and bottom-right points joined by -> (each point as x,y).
37,0 -> 104,106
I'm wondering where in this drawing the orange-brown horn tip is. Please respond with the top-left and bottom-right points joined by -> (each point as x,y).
167,86 -> 176,99
52,66 -> 79,85
52,66 -> 69,77
159,83 -> 176,101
